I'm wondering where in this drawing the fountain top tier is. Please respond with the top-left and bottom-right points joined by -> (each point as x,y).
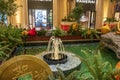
43,36 -> 67,65
47,36 -> 65,52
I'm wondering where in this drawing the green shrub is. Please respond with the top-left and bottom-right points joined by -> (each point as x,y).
0,41 -> 11,61
37,29 -> 46,36
52,27 -> 67,36
81,28 -> 100,39
0,24 -> 23,54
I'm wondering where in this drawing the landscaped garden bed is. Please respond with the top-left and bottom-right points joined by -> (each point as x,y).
22,22 -> 101,43
25,35 -> 100,42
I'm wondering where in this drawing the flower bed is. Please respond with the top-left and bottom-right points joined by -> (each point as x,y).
24,35 -> 99,42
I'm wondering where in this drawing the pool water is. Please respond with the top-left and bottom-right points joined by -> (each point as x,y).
16,43 -> 99,55
15,42 -> 119,77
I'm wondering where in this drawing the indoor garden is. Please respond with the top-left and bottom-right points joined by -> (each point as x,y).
0,21 -> 120,80
0,0 -> 120,80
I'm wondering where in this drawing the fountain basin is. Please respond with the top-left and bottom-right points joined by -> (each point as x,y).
36,36 -> 81,74
38,51 -> 81,73
43,53 -> 67,65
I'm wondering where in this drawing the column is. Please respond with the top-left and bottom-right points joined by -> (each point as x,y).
9,0 -> 28,28
53,0 -> 59,27
107,1 -> 115,18
95,0 -> 104,29
22,0 -> 29,28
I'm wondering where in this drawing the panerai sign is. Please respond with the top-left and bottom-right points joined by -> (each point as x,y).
76,0 -> 95,3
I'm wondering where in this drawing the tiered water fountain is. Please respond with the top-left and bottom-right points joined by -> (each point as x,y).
39,36 -> 81,72
43,36 -> 67,64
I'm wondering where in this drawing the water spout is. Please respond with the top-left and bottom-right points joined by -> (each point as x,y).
47,36 -> 65,60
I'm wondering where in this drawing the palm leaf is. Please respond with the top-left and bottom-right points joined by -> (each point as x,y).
66,70 -> 80,80
56,67 -> 66,80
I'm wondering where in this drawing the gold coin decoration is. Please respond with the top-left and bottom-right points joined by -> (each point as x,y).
0,55 -> 53,80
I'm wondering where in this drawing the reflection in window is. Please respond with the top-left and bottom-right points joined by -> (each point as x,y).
76,0 -> 96,29
28,9 -> 52,29
35,10 -> 47,27
28,0 -> 53,30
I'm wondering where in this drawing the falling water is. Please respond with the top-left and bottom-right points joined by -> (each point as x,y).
47,36 -> 65,60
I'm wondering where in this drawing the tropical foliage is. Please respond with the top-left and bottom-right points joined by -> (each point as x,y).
0,25 -> 23,46
0,41 -> 11,61
0,0 -> 20,23
48,50 -> 120,80
80,50 -> 115,80
0,24 -> 23,60
49,68 -> 80,80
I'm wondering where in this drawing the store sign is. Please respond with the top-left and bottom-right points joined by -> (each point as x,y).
76,0 -> 95,3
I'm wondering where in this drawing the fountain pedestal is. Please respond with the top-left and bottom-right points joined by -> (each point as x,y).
43,53 -> 68,65
38,52 -> 81,74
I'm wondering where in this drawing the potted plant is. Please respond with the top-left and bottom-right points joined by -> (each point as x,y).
61,5 -> 83,31
61,15 -> 76,31
71,4 -> 83,22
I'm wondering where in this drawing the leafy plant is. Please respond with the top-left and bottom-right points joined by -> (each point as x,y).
61,13 -> 75,22
72,4 -> 83,22
0,0 -> 20,23
0,24 -> 23,47
105,17 -> 117,23
49,68 -> 82,80
81,28 -> 100,39
52,27 -> 67,36
67,22 -> 82,36
79,50 -> 116,80
37,29 -> 46,36
0,41 -> 11,61
110,0 -> 116,2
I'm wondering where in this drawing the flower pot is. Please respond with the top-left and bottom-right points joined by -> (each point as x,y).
61,22 -> 76,31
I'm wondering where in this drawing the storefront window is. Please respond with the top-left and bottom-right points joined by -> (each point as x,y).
28,0 -> 53,30
76,0 -> 96,29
